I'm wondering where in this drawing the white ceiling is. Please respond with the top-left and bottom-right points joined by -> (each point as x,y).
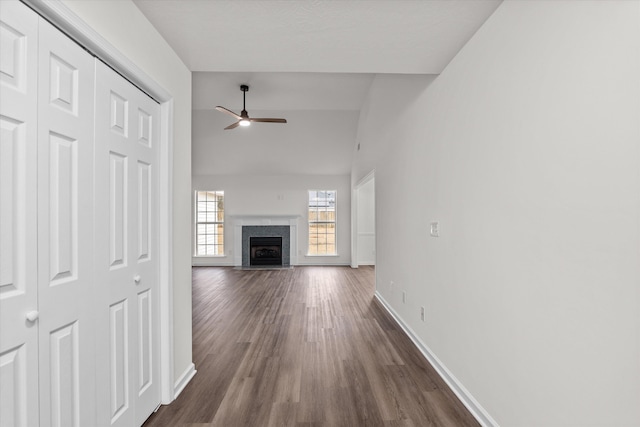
132,0 -> 502,175
133,0 -> 502,75
192,72 -> 375,112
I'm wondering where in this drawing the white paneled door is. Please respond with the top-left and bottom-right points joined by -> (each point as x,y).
94,61 -> 161,427
36,15 -> 96,427
0,2 -> 39,426
1,3 -> 97,425
0,2 -> 162,426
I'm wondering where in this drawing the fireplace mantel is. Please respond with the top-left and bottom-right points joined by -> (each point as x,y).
231,215 -> 300,266
230,214 -> 301,223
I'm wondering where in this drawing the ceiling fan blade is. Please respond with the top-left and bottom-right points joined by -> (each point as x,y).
224,121 -> 241,130
249,118 -> 287,124
215,106 -> 242,120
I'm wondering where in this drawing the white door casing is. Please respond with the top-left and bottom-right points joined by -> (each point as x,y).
352,170 -> 376,268
356,176 -> 375,266
0,2 -> 39,426
94,60 -> 161,427
36,14 -> 96,427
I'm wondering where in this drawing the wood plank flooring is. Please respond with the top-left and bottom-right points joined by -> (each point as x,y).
143,266 -> 479,427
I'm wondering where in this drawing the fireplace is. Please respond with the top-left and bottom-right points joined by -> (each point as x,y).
235,221 -> 298,268
240,225 -> 292,267
249,237 -> 282,266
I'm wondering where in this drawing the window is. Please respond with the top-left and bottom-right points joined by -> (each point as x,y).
195,191 -> 224,256
308,190 -> 336,255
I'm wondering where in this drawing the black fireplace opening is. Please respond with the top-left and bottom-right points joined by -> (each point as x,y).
250,236 -> 283,266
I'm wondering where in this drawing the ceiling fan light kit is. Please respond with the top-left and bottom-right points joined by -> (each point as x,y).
215,84 -> 287,130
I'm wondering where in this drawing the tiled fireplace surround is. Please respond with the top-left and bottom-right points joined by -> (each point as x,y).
231,215 -> 299,267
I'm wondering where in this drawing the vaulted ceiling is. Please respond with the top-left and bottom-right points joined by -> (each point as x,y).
132,0 -> 502,175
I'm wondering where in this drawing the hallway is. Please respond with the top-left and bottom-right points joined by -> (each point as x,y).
144,266 -> 478,426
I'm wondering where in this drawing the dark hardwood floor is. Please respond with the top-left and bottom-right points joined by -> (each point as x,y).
144,266 -> 479,427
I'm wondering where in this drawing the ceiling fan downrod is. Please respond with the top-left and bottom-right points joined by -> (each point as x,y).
240,84 -> 249,113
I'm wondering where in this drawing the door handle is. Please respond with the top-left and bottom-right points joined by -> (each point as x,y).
134,274 -> 141,284
26,310 -> 39,322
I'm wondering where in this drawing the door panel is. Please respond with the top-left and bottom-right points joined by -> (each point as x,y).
109,299 -> 129,422
0,3 -> 39,426
137,288 -> 152,392
0,345 -> 28,427
110,152 -> 128,268
95,60 -> 160,427
36,16 -> 95,427
48,132 -> 77,283
137,161 -> 151,261
49,322 -> 80,427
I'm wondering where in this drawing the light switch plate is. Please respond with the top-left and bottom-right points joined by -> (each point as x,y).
430,222 -> 439,237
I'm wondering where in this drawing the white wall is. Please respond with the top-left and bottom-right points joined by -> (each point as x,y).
352,1 -> 640,425
60,0 -> 193,384
192,109 -> 359,176
193,174 -> 351,266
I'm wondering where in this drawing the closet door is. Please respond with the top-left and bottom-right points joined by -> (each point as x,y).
0,2 -> 39,426
36,15 -> 97,427
94,60 -> 161,427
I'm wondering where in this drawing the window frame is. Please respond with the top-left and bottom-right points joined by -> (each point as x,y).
307,189 -> 338,256
194,190 -> 225,257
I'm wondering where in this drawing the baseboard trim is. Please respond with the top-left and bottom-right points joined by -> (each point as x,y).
296,263 -> 352,266
192,262 -> 235,267
173,363 -> 197,399
374,292 -> 498,427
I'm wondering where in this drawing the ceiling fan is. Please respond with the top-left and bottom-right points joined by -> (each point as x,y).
215,84 -> 287,130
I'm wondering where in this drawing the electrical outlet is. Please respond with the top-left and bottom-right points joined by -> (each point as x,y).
420,306 -> 425,321
402,291 -> 406,303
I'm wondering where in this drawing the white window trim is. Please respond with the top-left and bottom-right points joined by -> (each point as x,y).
307,189 -> 337,256
305,254 -> 340,257
194,190 -> 225,256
